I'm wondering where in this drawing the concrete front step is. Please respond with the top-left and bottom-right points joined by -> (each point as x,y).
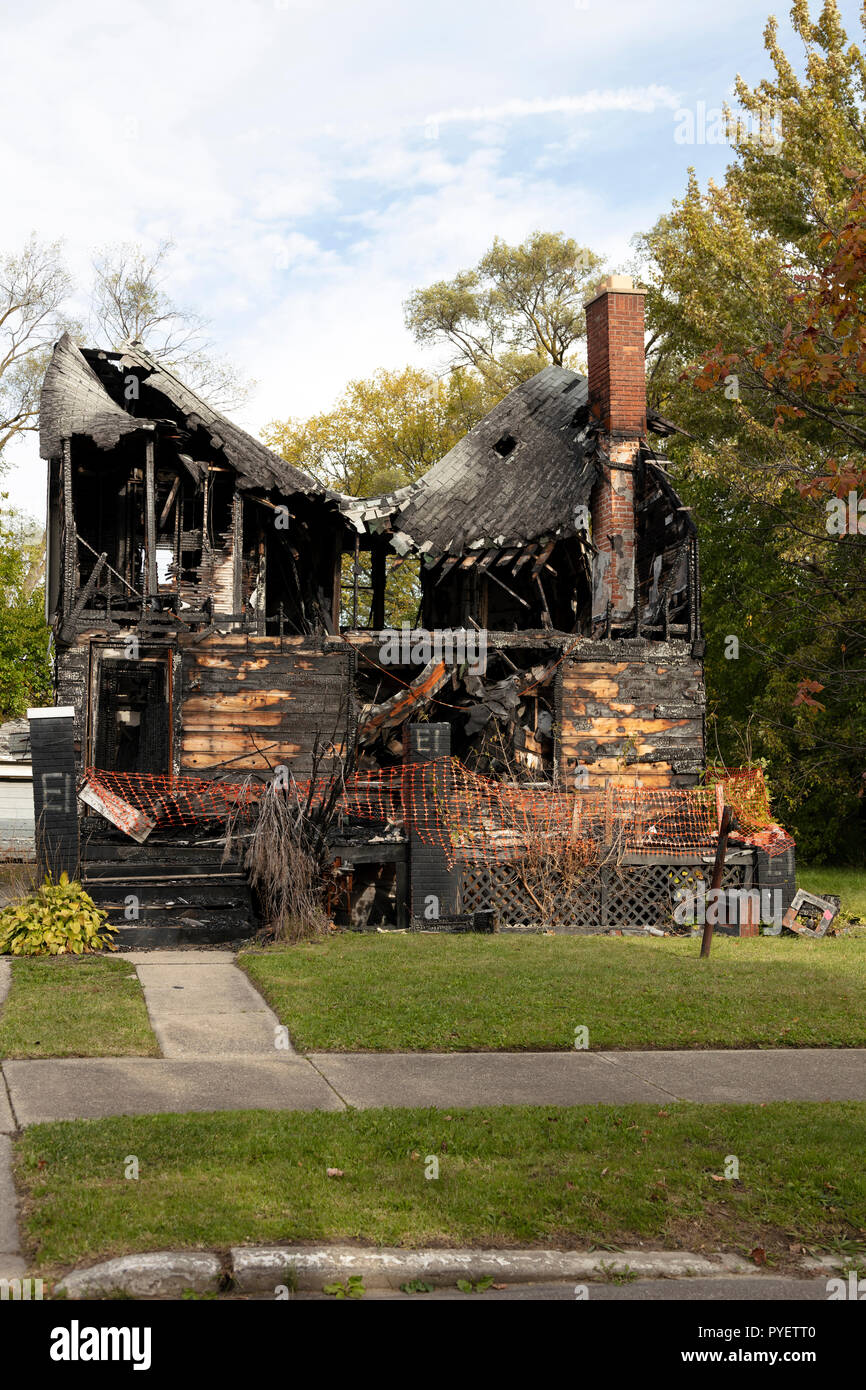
90,877 -> 258,946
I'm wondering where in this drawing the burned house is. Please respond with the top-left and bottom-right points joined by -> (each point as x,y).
37,274 -> 788,943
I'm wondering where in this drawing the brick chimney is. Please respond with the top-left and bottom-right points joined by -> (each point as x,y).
585,274 -> 646,630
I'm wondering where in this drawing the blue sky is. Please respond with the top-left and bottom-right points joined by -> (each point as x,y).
3,0 -> 863,522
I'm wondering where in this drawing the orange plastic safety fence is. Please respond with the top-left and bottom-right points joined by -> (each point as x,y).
80,762 -> 794,861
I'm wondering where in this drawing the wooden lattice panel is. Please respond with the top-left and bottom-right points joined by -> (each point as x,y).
460,859 -> 746,931
460,861 -> 601,930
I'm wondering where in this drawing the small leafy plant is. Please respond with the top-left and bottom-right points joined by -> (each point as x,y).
0,873 -> 116,955
596,1261 -> 638,1285
456,1276 -> 494,1294
399,1279 -> 434,1294
322,1275 -> 365,1300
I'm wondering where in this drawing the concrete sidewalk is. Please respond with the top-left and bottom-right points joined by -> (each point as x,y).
307,1047 -> 866,1108
129,950 -> 291,1058
1,946 -> 864,1124
2,1048 -> 864,1127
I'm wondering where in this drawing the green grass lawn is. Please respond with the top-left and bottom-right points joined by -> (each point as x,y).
0,957 -> 158,1059
239,932 -> 866,1052
15,1103 -> 866,1274
799,865 -> 866,920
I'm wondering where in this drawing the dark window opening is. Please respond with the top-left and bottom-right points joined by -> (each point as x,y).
94,659 -> 170,773
339,548 -> 420,630
493,433 -> 517,459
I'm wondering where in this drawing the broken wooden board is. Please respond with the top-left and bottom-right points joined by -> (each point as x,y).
358,659 -> 449,744
79,779 -> 155,843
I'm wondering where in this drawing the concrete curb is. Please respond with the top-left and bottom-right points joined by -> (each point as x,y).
230,1245 -> 756,1291
56,1253 -> 223,1299
53,1245 -> 850,1298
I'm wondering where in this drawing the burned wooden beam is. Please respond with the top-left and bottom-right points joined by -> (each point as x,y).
486,567 -> 530,609
144,438 -> 158,600
530,539 -> 556,578
358,659 -> 448,745
61,438 -> 77,619
435,556 -> 460,586
232,492 -> 243,619
535,574 -> 553,629
60,551 -> 107,642
512,544 -> 538,576
158,473 -> 182,529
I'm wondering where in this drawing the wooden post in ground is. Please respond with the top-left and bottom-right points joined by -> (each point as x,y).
700,805 -> 732,959
371,536 -> 386,631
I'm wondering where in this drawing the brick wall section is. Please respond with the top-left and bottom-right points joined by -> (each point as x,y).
586,280 -> 646,624
586,289 -> 647,437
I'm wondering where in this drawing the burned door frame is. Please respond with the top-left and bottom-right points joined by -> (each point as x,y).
88,638 -> 175,775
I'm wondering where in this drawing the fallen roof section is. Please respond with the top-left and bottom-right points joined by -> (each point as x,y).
117,341 -> 336,500
40,334 -> 341,506
39,334 -> 155,458
342,366 -> 598,557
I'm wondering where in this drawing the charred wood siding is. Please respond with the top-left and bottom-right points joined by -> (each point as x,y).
179,634 -> 354,777
559,640 -> 704,787
54,643 -> 90,765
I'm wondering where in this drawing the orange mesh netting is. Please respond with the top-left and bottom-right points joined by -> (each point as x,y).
80,762 -> 793,863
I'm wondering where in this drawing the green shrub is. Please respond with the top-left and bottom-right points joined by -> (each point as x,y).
0,872 -> 116,955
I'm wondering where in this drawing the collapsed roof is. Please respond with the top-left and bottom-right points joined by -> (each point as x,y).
40,339 -> 689,566
342,365 -> 599,558
39,334 -> 337,502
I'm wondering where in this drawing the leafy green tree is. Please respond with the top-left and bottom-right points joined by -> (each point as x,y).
637,0 -> 866,861
405,231 -> 605,390
0,505 -> 52,720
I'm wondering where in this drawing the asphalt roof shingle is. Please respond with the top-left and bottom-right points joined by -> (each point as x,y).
340,365 -> 598,557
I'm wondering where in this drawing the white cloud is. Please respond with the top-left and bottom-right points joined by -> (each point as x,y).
426,86 -> 681,127
0,0 -> 832,524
